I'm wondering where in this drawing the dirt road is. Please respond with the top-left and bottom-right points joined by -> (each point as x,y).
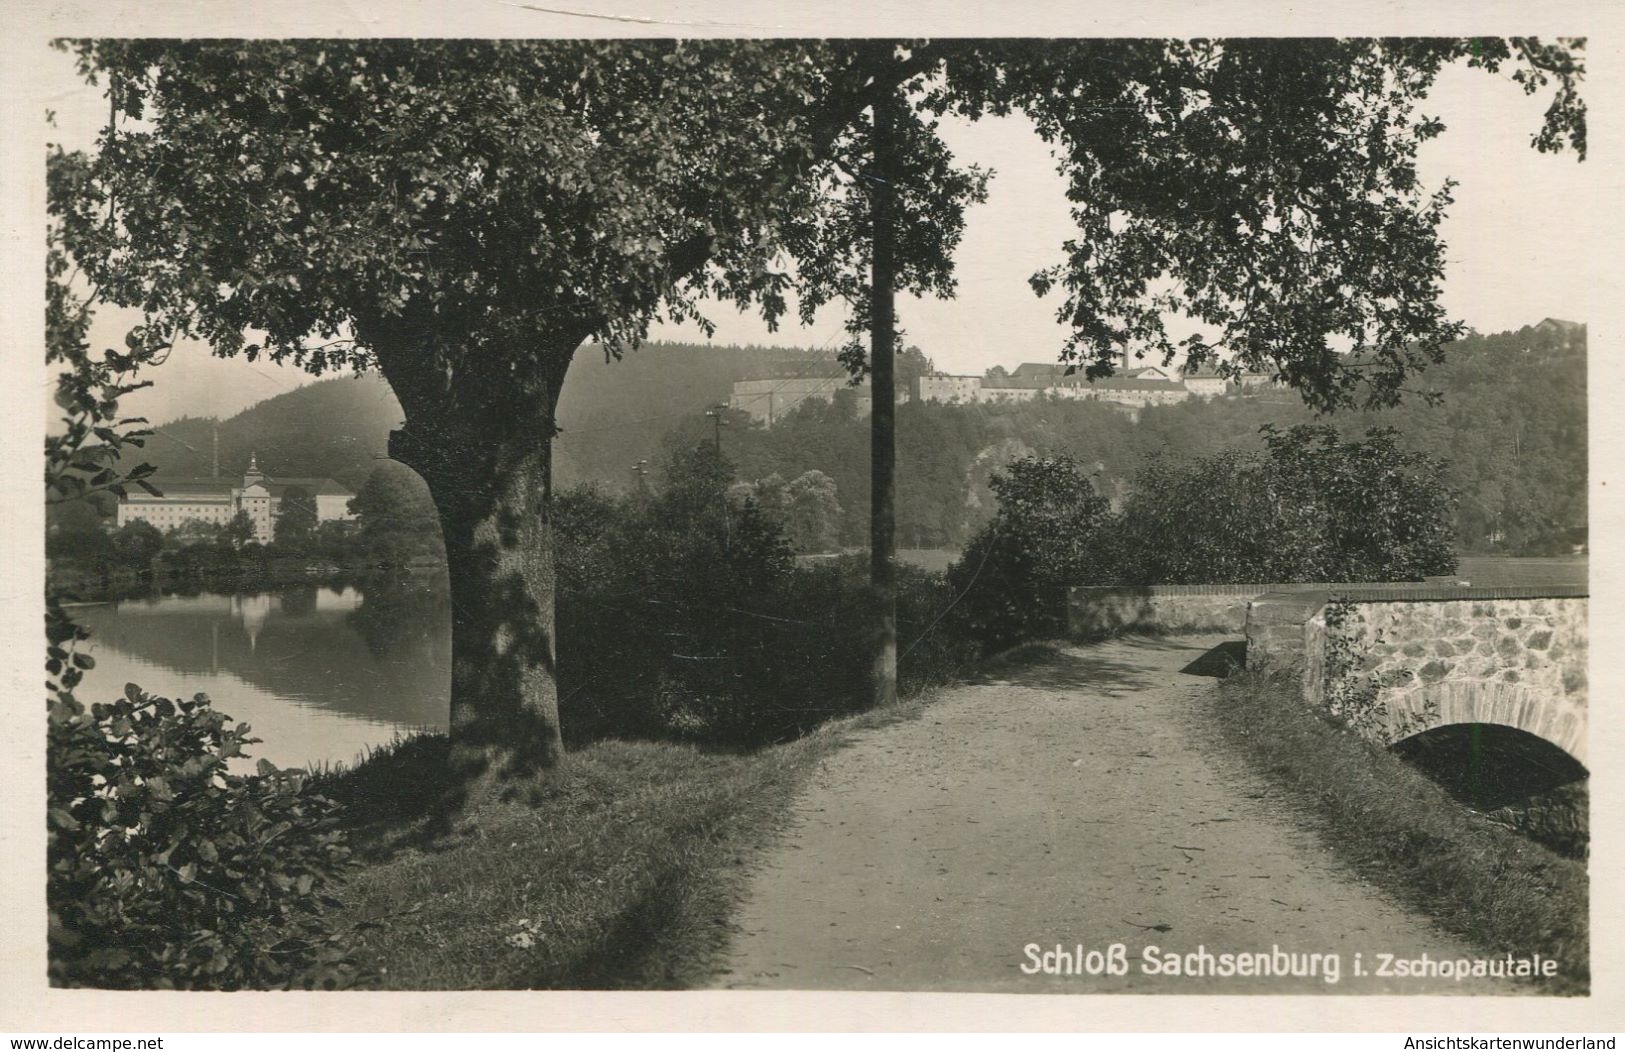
717,635 -> 1519,994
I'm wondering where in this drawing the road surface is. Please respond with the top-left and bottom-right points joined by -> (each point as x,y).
717,635 -> 1522,994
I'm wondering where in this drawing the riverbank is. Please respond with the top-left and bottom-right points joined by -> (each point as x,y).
48,556 -> 446,604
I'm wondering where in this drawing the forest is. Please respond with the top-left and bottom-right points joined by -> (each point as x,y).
708,323 -> 1587,555
69,322 -> 1585,560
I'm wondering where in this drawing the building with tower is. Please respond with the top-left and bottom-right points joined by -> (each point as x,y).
115,453 -> 356,543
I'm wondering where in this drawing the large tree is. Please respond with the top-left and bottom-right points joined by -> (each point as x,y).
59,40 -> 976,788
58,37 -> 1583,787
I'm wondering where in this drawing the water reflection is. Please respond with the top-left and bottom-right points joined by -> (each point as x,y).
74,577 -> 451,771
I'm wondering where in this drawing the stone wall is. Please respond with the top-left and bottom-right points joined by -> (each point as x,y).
1067,585 -> 1260,637
1069,581 -> 1479,639
1327,596 -> 1588,764
1072,581 -> 1588,764
1244,591 -> 1329,705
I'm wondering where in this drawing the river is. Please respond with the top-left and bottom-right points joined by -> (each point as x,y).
71,575 -> 451,772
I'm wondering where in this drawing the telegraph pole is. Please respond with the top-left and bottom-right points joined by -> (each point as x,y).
704,403 -> 729,459
869,83 -> 899,709
703,404 -> 731,552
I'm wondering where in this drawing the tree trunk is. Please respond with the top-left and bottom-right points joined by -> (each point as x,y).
869,86 -> 899,708
391,415 -> 565,788
375,331 -> 575,798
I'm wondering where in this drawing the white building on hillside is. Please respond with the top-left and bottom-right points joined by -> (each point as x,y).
116,454 -> 356,543
918,373 -> 982,404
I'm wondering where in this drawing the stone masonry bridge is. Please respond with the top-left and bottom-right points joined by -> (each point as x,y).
1068,582 -> 1589,765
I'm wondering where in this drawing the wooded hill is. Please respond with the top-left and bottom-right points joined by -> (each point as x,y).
134,341 -> 833,491
112,325 -> 1586,556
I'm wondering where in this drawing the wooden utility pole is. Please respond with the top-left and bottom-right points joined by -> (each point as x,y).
704,403 -> 729,459
869,84 -> 899,708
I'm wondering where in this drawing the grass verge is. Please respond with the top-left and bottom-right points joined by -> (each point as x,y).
1211,669 -> 1589,995
312,690 -> 940,990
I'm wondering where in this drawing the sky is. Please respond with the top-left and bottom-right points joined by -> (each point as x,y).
43,45 -> 1601,425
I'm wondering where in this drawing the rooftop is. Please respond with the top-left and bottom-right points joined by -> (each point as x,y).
139,476 -> 354,498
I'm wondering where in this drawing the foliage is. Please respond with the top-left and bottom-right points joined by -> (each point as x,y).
110,520 -> 163,567
1261,424 -> 1459,581
555,448 -> 962,746
949,455 -> 1114,649
1111,426 -> 1457,584
347,462 -> 445,566
45,150 -> 163,509
221,509 -> 256,550
783,470 -> 844,553
47,501 -> 114,569
729,469 -> 844,552
949,429 -> 1457,649
1366,326 -> 1586,554
273,486 -> 319,550
48,683 -> 365,989
163,517 -> 228,549
557,447 -> 808,744
1110,448 -> 1320,584
939,38 -> 1584,410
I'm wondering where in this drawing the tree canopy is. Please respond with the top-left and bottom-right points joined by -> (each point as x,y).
61,39 -> 1584,411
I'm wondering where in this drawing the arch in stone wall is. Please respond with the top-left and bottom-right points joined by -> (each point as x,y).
1387,679 -> 1587,767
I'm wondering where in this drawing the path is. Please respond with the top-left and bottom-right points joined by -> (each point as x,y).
717,635 -> 1517,994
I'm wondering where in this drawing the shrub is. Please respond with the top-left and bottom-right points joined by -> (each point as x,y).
1110,448 -> 1325,583
47,681 -> 365,989
1112,425 -> 1458,584
556,449 -> 969,747
949,454 -> 1113,650
111,520 -> 164,569
1262,424 -> 1458,581
557,449 -> 816,746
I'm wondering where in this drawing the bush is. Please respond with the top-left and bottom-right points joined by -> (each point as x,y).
1113,425 -> 1457,584
557,448 -> 815,745
1262,424 -> 1458,581
1109,447 -> 1325,584
47,682 -> 365,989
949,427 -> 1459,651
111,520 -> 165,567
949,454 -> 1113,650
556,449 -> 970,747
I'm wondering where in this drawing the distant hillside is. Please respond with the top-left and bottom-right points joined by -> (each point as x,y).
709,324 -> 1587,556
141,375 -> 404,491
113,324 -> 1585,557
554,342 -> 833,487
130,339 -> 833,491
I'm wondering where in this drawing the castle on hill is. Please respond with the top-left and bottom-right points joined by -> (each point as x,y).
729,350 -> 1279,427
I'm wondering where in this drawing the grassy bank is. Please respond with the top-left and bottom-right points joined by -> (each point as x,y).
314,692 -> 938,990
1211,670 -> 1589,994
